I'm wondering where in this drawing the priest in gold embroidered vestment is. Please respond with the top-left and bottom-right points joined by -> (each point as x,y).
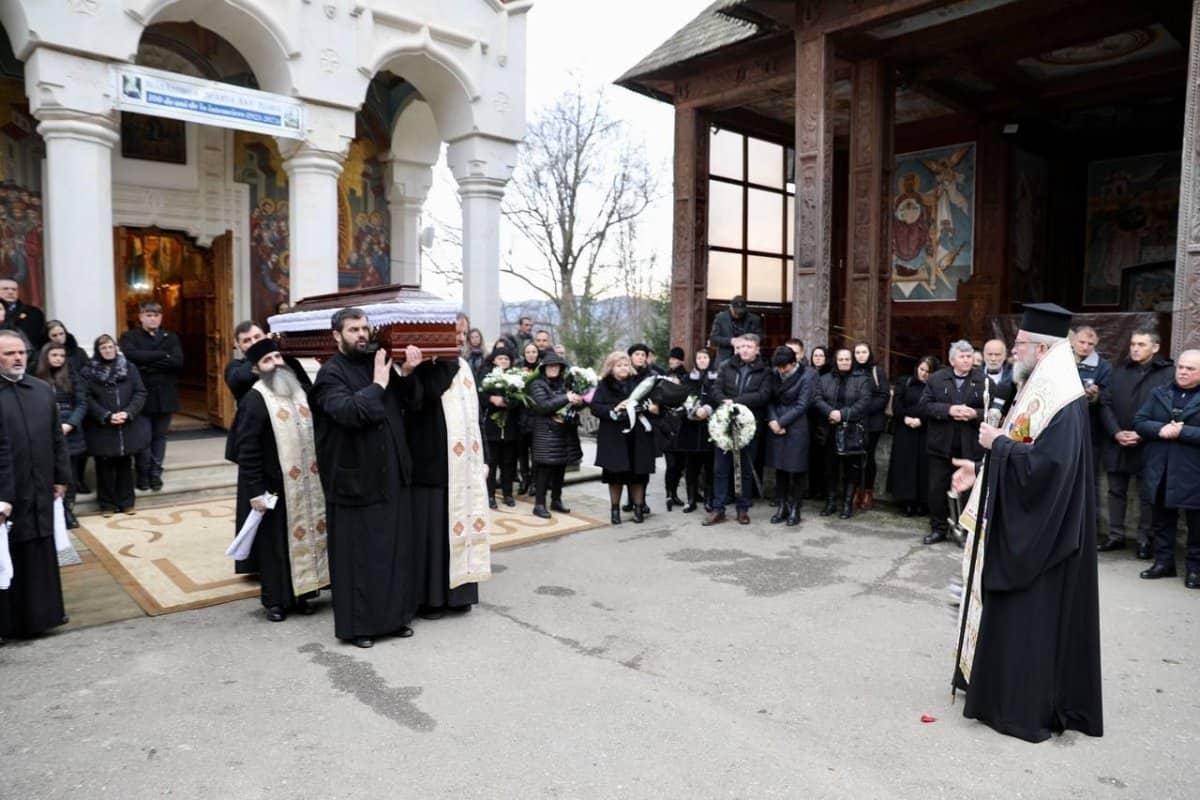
233,338 -> 329,622
950,303 -> 1103,743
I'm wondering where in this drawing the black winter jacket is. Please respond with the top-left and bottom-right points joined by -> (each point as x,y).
528,375 -> 583,466
708,356 -> 772,418
917,366 -> 991,459
119,328 -> 184,415
1099,355 -> 1174,474
83,356 -> 150,457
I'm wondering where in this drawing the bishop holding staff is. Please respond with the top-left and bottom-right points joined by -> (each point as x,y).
233,338 -> 328,622
950,303 -> 1103,743
309,308 -> 425,649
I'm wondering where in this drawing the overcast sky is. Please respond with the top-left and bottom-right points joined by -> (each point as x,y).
421,0 -> 713,302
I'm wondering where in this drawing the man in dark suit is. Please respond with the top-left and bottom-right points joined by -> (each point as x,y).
708,295 -> 762,368
0,278 -> 46,351
119,302 -> 183,491
1134,349 -> 1200,589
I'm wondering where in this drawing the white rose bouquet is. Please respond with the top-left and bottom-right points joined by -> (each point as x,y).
557,366 -> 599,423
479,367 -> 530,432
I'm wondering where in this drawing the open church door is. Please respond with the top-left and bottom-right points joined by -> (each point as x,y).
207,232 -> 235,429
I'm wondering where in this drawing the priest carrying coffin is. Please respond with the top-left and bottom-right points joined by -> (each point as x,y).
950,302 -> 1103,743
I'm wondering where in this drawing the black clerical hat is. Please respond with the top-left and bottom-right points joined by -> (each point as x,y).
245,337 -> 280,365
1019,302 -> 1073,338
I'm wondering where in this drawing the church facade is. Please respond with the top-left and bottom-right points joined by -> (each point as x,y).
0,0 -> 528,425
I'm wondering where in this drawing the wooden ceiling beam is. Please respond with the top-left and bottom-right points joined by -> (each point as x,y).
708,106 -> 796,146
981,51 -> 1188,115
795,0 -> 957,39
673,40 -> 796,111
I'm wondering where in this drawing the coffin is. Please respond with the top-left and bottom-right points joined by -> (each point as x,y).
269,284 -> 460,363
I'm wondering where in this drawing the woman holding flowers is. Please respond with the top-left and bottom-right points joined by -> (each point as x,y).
590,351 -> 660,524
675,348 -> 718,513
527,350 -> 584,519
479,343 -> 523,509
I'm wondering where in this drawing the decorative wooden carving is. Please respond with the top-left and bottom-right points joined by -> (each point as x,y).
675,41 -> 795,111
792,34 -> 835,349
670,106 -> 710,353
843,58 -> 893,354
1176,0 -> 1200,354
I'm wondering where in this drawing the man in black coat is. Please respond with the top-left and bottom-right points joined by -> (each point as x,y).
700,333 -> 772,525
0,329 -> 71,640
708,295 -> 762,368
0,278 -> 46,351
1097,330 -> 1174,557
119,302 -> 183,491
1134,349 -> 1200,589
918,340 -> 991,545
224,320 -> 311,465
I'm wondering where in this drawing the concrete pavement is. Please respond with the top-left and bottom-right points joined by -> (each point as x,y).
1,477 -> 1196,799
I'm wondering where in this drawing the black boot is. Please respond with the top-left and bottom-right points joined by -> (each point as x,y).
682,487 -> 698,513
666,492 -> 684,511
610,505 -> 622,525
532,504 -> 551,519
839,484 -> 856,519
632,504 -> 645,523
769,503 -> 788,524
787,501 -> 801,526
820,492 -> 838,517
551,498 -> 571,514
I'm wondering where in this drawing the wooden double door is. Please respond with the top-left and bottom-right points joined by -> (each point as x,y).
113,226 -> 235,429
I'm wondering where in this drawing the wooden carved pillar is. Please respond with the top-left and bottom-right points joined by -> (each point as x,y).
792,33 -> 835,348
844,59 -> 893,353
671,106 -> 709,352
1174,0 -> 1200,354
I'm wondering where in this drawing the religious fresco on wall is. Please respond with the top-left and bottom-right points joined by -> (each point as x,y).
1083,151 -> 1179,307
337,138 -> 390,289
0,78 -> 45,308
890,142 -> 976,302
233,132 -> 290,325
1008,149 -> 1049,303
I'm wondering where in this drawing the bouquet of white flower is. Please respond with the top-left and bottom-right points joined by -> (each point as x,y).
479,367 -> 530,432
557,366 -> 599,423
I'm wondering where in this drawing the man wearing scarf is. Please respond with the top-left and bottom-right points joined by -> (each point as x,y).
0,329 -> 70,640
233,338 -> 328,622
951,303 -> 1102,743
310,308 -> 424,649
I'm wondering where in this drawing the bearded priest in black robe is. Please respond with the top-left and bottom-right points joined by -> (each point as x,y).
950,303 -> 1103,742
310,308 -> 424,649
233,338 -> 328,622
0,329 -> 71,640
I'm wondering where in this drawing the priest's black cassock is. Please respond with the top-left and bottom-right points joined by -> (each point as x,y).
233,387 -> 316,611
405,359 -> 479,613
226,354 -> 311,575
958,395 -> 1103,742
0,375 -> 71,637
310,351 -> 422,641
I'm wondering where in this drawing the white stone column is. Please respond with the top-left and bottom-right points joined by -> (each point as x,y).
447,136 -> 518,341
282,145 -> 344,302
24,49 -> 119,345
384,159 -> 433,287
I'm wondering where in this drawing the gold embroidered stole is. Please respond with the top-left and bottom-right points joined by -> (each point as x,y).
956,340 -> 1083,683
441,358 -> 492,589
252,382 -> 329,596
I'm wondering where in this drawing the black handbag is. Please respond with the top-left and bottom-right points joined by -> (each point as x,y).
835,421 -> 866,456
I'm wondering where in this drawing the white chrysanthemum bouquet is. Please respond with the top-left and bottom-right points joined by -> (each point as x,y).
479,367 -> 530,431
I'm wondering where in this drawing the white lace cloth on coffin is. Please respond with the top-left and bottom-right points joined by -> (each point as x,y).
266,291 -> 459,334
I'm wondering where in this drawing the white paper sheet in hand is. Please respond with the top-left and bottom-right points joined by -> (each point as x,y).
225,493 -> 278,560
53,497 -> 70,551
0,522 -> 12,590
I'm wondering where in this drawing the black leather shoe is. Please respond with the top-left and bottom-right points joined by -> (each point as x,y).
622,503 -> 634,512
923,530 -> 947,545
503,495 -> 516,507
640,504 -> 651,516
787,504 -> 801,526
769,506 -> 788,524
701,511 -> 725,526
136,480 -> 150,492
488,497 -> 498,510
396,625 -> 414,638
682,503 -> 698,513
610,507 -> 622,524
666,493 -> 684,511
294,598 -> 316,616
419,608 -> 444,620
737,510 -> 750,525
1136,543 -> 1153,560
150,479 -> 163,492
550,500 -> 571,514
1097,539 -> 1125,552
532,505 -> 551,519
632,505 -> 644,524
353,637 -> 373,648
1140,563 -> 1177,580
1186,572 -> 1200,589
820,498 -> 837,517
266,606 -> 286,622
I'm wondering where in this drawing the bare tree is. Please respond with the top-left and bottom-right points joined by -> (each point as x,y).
503,85 -> 657,366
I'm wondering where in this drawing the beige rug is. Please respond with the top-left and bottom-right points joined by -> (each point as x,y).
488,499 -> 607,550
73,501 -> 258,616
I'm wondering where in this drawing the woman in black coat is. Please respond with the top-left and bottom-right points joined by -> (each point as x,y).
35,343 -> 88,527
675,349 -> 717,513
887,356 -> 937,517
807,346 -> 833,501
765,346 -> 817,526
479,344 -> 520,509
82,334 -> 149,515
851,341 -> 890,511
527,350 -> 584,518
813,348 -> 873,519
516,340 -> 542,495
590,351 -> 660,524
